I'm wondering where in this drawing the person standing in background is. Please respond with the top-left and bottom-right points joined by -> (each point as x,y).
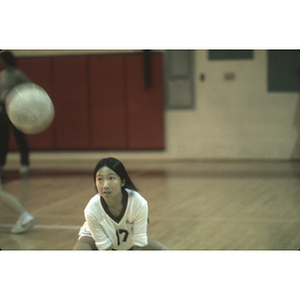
0,50 -> 30,175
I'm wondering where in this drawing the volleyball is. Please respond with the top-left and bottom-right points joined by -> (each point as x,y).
6,83 -> 55,134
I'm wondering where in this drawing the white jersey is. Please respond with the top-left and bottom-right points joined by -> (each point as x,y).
84,189 -> 148,250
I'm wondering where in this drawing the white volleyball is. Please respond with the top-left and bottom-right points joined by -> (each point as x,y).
6,83 -> 55,134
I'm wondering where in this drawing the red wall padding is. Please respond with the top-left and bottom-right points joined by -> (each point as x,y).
4,52 -> 164,151
125,53 -> 165,149
52,56 -> 90,149
89,55 -> 127,149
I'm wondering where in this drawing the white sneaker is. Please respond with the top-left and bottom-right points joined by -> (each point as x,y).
20,165 -> 29,175
11,215 -> 35,234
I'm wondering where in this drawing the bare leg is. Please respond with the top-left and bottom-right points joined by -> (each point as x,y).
0,189 -> 26,215
0,177 -> 27,215
0,179 -> 35,234
143,238 -> 172,250
73,236 -> 171,250
73,236 -> 98,250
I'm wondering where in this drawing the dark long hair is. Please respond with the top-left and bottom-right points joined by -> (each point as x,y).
93,157 -> 138,192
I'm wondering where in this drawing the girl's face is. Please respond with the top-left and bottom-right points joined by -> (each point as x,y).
95,166 -> 125,202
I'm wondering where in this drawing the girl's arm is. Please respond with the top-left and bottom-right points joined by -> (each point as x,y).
132,203 -> 148,248
85,212 -> 112,250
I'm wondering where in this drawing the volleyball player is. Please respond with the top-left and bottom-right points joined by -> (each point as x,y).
73,157 -> 170,250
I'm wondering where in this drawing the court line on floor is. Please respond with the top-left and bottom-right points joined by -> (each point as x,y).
0,224 -> 81,230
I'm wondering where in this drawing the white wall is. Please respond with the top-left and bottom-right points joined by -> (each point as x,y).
166,50 -> 299,160
11,50 -> 300,161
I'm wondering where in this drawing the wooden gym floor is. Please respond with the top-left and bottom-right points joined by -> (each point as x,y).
1,156 -> 300,250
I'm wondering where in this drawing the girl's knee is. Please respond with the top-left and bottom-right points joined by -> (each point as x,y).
73,236 -> 97,250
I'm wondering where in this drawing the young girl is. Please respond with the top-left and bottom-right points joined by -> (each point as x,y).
73,157 -> 170,250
